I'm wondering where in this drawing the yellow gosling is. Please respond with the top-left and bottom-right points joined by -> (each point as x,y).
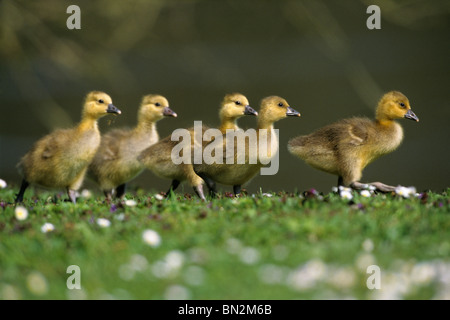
89,94 -> 176,199
287,91 -> 419,192
193,96 -> 300,196
138,93 -> 257,200
16,91 -> 121,203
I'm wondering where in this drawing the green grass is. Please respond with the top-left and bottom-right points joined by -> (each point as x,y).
0,186 -> 449,300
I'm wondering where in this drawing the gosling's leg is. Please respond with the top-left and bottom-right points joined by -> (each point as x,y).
67,189 -> 78,204
67,167 -> 86,203
337,176 -> 344,188
165,179 -> 180,198
341,163 -> 396,193
103,190 -> 113,201
349,181 -> 370,190
193,184 -> 206,201
116,183 -> 126,199
233,185 -> 241,196
196,172 -> 217,197
367,182 -> 396,193
350,181 -> 396,193
188,167 -> 206,201
15,179 -> 29,203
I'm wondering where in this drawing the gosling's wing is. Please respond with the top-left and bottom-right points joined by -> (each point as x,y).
41,137 -> 56,159
97,129 -> 131,161
37,129 -> 70,159
289,118 -> 371,159
98,135 -> 120,162
339,118 -> 371,147
138,134 -> 176,165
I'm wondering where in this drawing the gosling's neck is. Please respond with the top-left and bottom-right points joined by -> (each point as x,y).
219,117 -> 239,133
77,115 -> 100,133
375,105 -> 397,127
256,117 -> 278,163
375,115 -> 397,128
373,115 -> 404,153
135,120 -> 157,134
134,120 -> 159,145
257,116 -> 275,131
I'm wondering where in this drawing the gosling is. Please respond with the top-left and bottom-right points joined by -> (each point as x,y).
138,93 -> 257,200
194,96 -> 300,196
89,94 -> 176,199
287,91 -> 419,192
16,91 -> 121,203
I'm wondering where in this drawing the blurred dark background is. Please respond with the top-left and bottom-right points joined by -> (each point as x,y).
1,0 -> 449,195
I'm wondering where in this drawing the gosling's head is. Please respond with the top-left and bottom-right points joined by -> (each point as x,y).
138,94 -> 176,124
376,91 -> 419,122
83,91 -> 121,119
219,93 -> 257,120
258,96 -> 300,124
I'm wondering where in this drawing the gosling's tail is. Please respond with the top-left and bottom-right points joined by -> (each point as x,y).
287,136 -> 307,156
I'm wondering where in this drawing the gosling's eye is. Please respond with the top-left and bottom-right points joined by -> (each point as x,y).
155,102 -> 161,107
278,102 -> 284,107
98,99 -> 104,104
235,101 -> 241,105
399,102 -> 406,108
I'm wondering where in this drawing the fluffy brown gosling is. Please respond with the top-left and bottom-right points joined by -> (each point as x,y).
16,91 -> 121,203
287,91 -> 419,192
193,96 -> 300,196
89,94 -> 176,200
138,93 -> 257,200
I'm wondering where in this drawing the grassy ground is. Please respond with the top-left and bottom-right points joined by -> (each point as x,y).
0,185 -> 449,300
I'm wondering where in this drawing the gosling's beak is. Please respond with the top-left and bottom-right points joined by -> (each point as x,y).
404,109 -> 419,122
107,104 -> 121,115
244,105 -> 258,116
163,106 -> 177,117
286,106 -> 301,117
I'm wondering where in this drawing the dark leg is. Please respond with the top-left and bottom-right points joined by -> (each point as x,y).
165,179 -> 180,198
196,172 -> 217,197
337,176 -> 344,187
116,183 -> 126,199
15,179 -> 29,203
233,185 -> 241,196
67,189 -> 77,204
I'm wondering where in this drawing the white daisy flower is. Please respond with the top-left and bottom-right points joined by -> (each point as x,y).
287,259 -> 327,290
395,186 -> 417,198
15,206 -> 28,221
80,189 -> 92,198
183,266 -> 205,286
114,213 -> 125,221
360,190 -> 371,198
340,189 -> 353,201
362,238 -> 374,252
239,247 -> 260,265
41,223 -> 55,233
96,218 -> 111,228
0,179 -> 7,189
26,272 -> 48,296
164,285 -> 190,300
142,229 -> 161,247
124,199 -> 137,207
165,250 -> 185,270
